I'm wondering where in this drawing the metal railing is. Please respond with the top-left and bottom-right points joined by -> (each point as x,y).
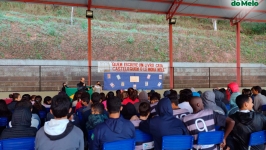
0,65 -> 265,91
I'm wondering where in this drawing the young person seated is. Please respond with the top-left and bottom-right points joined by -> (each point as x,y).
150,92 -> 161,117
131,102 -> 150,128
8,100 -> 40,129
183,96 -> 235,150
121,103 -> 138,120
201,91 -> 225,115
91,97 -> 135,150
0,108 -> 37,139
252,86 -> 266,112
86,103 -> 108,131
43,96 -> 52,108
168,94 -> 190,119
7,93 -> 21,112
229,95 -> 266,150
122,88 -> 139,105
0,100 -> 12,134
35,94 -> 84,150
178,89 -> 193,113
139,97 -> 189,150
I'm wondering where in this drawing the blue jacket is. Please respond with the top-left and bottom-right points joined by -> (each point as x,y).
91,116 -> 135,150
139,98 -> 189,150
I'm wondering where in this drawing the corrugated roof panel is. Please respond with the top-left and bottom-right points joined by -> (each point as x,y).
92,0 -> 170,12
177,5 -> 240,18
3,0 -> 266,22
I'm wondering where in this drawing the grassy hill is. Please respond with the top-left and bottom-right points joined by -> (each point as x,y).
0,2 -> 266,63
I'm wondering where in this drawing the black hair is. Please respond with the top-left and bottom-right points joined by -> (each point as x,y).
107,97 -> 121,113
139,102 -> 150,116
242,89 -> 251,96
150,92 -> 161,101
168,94 -> 179,106
35,96 -> 42,103
51,94 -> 71,118
219,88 -> 226,93
262,89 -> 266,97
81,92 -> 90,104
179,89 -> 192,103
12,93 -> 20,101
91,103 -> 104,114
106,91 -> 115,101
44,96 -> 52,105
0,99 -> 11,117
169,90 -> 178,97
15,100 -> 32,110
73,91 -> 83,102
236,95 -> 250,109
116,90 -> 122,98
197,91 -> 202,95
91,92 -> 101,104
252,86 -> 262,93
22,94 -> 31,101
100,92 -> 106,101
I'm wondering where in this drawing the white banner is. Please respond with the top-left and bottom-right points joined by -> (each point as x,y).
98,61 -> 169,74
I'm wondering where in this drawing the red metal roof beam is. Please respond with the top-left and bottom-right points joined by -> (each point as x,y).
166,0 -> 183,20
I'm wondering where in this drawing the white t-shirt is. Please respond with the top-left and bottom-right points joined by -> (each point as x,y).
94,85 -> 101,93
178,102 -> 193,113
9,118 -> 39,129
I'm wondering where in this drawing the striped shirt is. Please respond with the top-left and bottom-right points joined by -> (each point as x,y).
173,108 -> 190,119
183,109 -> 226,150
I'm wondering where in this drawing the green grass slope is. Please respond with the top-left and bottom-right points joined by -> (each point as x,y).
0,2 -> 266,63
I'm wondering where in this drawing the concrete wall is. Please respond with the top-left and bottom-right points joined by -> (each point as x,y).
0,59 -> 266,92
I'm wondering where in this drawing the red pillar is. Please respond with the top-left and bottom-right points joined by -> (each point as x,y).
88,17 -> 92,86
169,24 -> 174,89
236,22 -> 241,86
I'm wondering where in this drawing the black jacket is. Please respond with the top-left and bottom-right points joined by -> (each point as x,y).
77,82 -> 87,91
7,101 -> 17,112
229,111 -> 266,150
0,108 -> 37,140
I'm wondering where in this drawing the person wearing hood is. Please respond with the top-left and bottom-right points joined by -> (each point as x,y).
134,91 -> 149,111
201,91 -> 225,115
139,98 -> 189,150
91,97 -> 135,150
35,94 -> 84,150
229,95 -> 266,150
213,90 -> 228,114
0,108 -> 37,139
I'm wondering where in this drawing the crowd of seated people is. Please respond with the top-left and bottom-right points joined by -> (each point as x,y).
1,83 -> 266,150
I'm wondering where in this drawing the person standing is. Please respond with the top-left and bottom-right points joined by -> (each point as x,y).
93,81 -> 102,93
77,77 -> 88,91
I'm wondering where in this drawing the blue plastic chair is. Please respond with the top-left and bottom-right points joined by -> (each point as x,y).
135,129 -> 153,143
162,135 -> 194,150
197,131 -> 224,150
135,129 -> 154,149
248,130 -> 266,150
39,111 -> 46,119
103,139 -> 135,150
0,137 -> 35,150
0,117 -> 8,127
261,105 -> 266,112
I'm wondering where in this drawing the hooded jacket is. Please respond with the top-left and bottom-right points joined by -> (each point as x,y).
213,90 -> 228,114
229,111 -> 266,150
139,98 -> 189,150
134,91 -> 149,111
0,108 -> 37,140
91,115 -> 135,150
35,119 -> 84,150
201,91 -> 225,115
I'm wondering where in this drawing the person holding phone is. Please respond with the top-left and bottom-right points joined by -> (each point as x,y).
93,81 -> 102,93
